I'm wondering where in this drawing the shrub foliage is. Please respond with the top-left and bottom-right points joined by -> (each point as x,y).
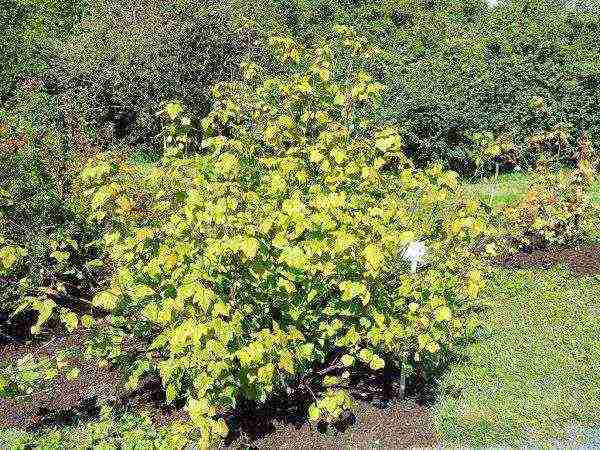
49,0 -> 286,145
79,29 -> 491,445
505,132 -> 598,249
0,87 -> 101,327
0,0 -> 82,100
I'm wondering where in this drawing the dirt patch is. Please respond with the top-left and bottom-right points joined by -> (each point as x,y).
223,397 -> 437,449
0,323 -> 123,430
221,370 -> 438,449
0,315 -> 186,431
496,245 -> 600,277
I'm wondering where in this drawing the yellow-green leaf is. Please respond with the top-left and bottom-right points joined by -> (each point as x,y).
363,244 -> 384,272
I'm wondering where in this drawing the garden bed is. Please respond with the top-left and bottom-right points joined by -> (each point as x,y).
0,316 -> 438,448
496,244 -> 600,277
2,243 -> 599,447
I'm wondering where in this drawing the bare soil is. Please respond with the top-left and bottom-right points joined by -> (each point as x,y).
222,393 -> 437,449
0,315 -> 438,448
496,244 -> 600,277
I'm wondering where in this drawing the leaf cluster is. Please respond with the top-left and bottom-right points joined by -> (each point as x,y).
76,28 -> 491,445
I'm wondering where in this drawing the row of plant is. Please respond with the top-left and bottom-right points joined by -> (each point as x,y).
1,25 -> 598,447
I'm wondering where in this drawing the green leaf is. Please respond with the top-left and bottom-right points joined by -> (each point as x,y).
60,310 -> 78,332
178,283 -> 197,300
66,367 -> 80,381
363,244 -> 384,272
85,259 -> 104,269
163,102 -> 183,120
81,315 -> 94,328
131,284 -> 155,300
92,291 -> 118,310
212,301 -> 231,317
166,384 -> 177,404
32,298 -> 57,333
193,287 -> 216,312
434,306 -> 452,322
358,348 -> 373,363
369,355 -> 385,371
240,237 -> 259,259
214,418 -> 229,438
91,186 -> 111,210
148,332 -> 169,351
308,404 -> 321,422
279,246 -> 308,269
323,375 -> 339,386
50,251 -> 70,263
341,354 -> 355,367
44,368 -> 59,380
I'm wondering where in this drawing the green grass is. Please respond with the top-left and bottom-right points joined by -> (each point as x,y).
464,171 -> 600,207
435,268 -> 600,447
464,171 -> 531,206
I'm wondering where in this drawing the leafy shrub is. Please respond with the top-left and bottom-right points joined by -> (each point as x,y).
49,0 -> 287,146
0,408 -> 191,449
0,351 -> 80,400
467,119 -> 574,177
284,0 -> 600,173
41,0 -> 600,173
0,87 -> 102,323
79,29 -> 491,445
0,0 -> 83,101
380,0 -> 600,171
504,132 -> 598,249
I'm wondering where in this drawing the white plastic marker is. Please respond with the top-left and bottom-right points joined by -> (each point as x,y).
402,241 -> 427,273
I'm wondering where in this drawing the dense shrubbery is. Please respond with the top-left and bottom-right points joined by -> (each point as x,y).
0,0 -> 83,100
398,0 -> 600,171
6,0 -> 598,174
1,0 -> 599,446
273,0 -> 600,173
0,87 -> 102,323
48,0 -> 289,146
78,30 -> 492,445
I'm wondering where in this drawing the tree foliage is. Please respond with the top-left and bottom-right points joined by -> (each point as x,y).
49,0 -> 288,145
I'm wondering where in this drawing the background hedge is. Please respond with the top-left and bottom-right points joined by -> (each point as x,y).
2,0 -> 600,171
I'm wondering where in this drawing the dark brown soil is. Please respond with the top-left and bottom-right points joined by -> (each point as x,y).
218,367 -> 438,449
0,317 -> 438,447
0,323 -> 121,430
222,396 -> 437,449
0,316 -> 186,431
496,244 -> 600,277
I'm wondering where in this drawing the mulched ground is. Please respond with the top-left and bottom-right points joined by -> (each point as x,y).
0,326 -> 122,430
0,316 -> 438,448
1,243 -> 599,447
218,367 -> 438,449
222,395 -> 437,449
0,318 -> 186,432
496,244 -> 600,277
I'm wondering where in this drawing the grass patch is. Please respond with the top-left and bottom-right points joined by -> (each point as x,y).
464,171 -> 531,206
464,171 -> 600,207
435,268 -> 600,447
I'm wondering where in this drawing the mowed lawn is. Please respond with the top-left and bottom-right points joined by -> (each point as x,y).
434,266 -> 600,446
434,172 -> 600,447
463,170 -> 600,207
